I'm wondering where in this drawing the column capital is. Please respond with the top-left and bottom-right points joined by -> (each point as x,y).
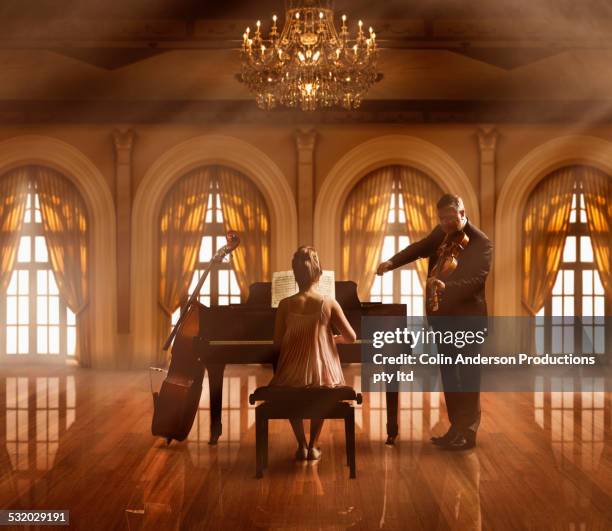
295,128 -> 317,152
477,126 -> 498,152
113,129 -> 135,152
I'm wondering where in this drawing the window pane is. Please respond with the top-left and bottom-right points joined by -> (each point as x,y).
66,308 -> 76,326
7,297 -> 17,325
18,296 -> 29,324
218,270 -> 229,294
18,271 -> 28,294
218,296 -> 229,306
18,326 -> 28,353
37,270 -> 48,294
580,237 -> 593,262
7,327 -> 17,354
552,273 -> 562,295
413,271 -> 423,295
594,297 -> 604,317
563,270 -> 574,295
35,237 -> 48,262
215,236 -> 226,255
37,297 -> 48,324
582,270 -> 593,295
7,271 -> 18,294
48,297 -> 59,325
552,296 -> 562,316
563,296 -> 574,317
582,297 -> 593,317
382,271 -> 392,294
562,236 -> 576,263
48,273 -> 59,295
199,236 -> 213,262
370,276 -> 381,296
17,236 -> 31,263
37,327 -> 48,354
200,274 -> 210,297
230,271 -> 240,294
67,328 -> 76,356
48,327 -> 59,354
382,236 -> 395,260
412,297 -> 423,316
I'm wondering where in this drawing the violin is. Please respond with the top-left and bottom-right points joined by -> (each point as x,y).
151,230 -> 240,444
427,229 -> 469,312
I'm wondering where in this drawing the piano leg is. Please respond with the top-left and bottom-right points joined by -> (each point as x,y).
385,391 -> 399,445
206,363 -> 226,445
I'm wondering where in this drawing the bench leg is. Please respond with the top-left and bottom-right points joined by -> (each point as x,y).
346,408 -> 356,479
256,408 -> 265,478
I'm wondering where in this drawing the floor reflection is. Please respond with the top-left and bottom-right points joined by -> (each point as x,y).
3,375 -> 75,500
0,367 -> 609,530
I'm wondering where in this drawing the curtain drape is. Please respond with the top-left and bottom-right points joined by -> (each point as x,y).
397,166 -> 444,286
581,166 -> 612,296
341,167 -> 393,300
0,168 -> 30,294
522,167 -> 576,315
217,166 -> 271,298
158,167 -> 212,365
35,167 -> 91,366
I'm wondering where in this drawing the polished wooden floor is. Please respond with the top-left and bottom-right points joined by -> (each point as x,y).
0,364 -> 610,531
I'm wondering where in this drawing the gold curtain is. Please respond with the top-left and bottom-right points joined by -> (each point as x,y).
341,166 -> 393,300
216,166 -> 271,297
522,167 -> 576,315
581,166 -> 612,295
0,168 -> 30,293
35,167 -> 91,366
397,166 -> 444,286
158,168 -> 212,364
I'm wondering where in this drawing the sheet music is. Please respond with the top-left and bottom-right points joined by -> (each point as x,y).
271,270 -> 335,307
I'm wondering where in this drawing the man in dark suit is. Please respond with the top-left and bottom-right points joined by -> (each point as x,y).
376,193 -> 493,450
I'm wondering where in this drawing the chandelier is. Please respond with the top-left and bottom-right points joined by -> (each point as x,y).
239,0 -> 379,111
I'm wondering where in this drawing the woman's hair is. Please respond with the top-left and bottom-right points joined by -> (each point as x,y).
292,246 -> 322,290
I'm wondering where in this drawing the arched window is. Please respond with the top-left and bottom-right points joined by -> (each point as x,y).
342,165 -> 442,315
170,178 -> 242,324
369,177 -> 423,314
159,165 -> 270,331
1,169 -> 84,360
530,167 -> 610,355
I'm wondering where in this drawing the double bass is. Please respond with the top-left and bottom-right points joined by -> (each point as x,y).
151,231 -> 240,444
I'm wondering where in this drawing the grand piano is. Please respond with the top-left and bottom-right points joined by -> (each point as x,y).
194,281 -> 406,444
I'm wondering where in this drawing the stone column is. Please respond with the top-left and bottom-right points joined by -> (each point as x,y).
113,129 -> 135,335
477,126 -> 498,312
295,128 -> 317,246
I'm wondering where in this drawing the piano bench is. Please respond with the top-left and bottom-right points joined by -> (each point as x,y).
248,386 -> 363,479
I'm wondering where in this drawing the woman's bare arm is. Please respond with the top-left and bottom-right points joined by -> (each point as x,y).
330,299 -> 357,344
273,298 -> 288,348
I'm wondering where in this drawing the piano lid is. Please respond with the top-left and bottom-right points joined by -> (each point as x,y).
247,281 -> 361,309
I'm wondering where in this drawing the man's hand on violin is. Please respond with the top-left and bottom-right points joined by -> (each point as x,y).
426,278 -> 445,292
376,260 -> 393,276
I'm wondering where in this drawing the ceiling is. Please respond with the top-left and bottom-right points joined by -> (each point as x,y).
1,0 -> 612,121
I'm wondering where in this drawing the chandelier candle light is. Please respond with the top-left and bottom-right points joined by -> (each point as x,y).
239,0 -> 380,111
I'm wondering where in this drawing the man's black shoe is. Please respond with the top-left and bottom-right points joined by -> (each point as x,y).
430,428 -> 457,446
442,431 -> 476,451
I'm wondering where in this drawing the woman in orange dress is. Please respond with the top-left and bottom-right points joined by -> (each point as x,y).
270,246 -> 356,461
